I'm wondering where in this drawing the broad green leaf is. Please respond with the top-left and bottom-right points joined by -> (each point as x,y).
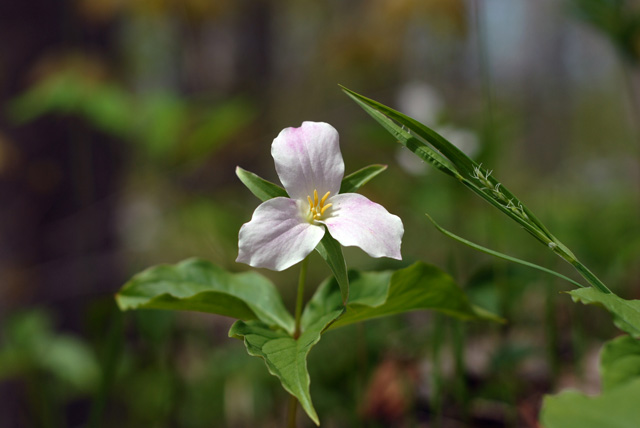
302,262 -> 502,331
229,308 -> 344,426
235,167 -> 288,200
600,335 -> 640,392
425,214 -> 586,289
540,378 -> 640,428
315,233 -> 349,304
116,258 -> 294,334
339,164 -> 387,193
568,288 -> 640,338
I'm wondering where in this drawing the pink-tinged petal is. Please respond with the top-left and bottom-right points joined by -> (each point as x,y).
237,197 -> 325,271
271,121 -> 345,201
323,193 -> 403,260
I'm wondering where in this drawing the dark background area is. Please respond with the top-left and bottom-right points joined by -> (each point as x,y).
1,1 -> 640,427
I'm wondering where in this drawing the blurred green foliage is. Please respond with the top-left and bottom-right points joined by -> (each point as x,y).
574,0 -> 640,62
2,0 -> 640,426
0,310 -> 99,392
8,59 -> 256,167
541,335 -> 640,428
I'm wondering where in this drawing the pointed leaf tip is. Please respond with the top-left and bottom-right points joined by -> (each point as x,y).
339,164 -> 388,194
229,308 -> 342,426
236,167 -> 288,201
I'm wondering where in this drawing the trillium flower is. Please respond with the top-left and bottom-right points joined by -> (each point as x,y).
237,121 -> 404,271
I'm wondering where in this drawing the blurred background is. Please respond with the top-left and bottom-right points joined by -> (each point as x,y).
1,0 -> 640,427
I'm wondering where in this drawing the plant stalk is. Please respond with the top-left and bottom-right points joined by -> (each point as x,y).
550,241 -> 612,294
288,256 -> 309,428
287,394 -> 298,428
294,257 -> 309,339
431,314 -> 445,428
571,260 -> 612,294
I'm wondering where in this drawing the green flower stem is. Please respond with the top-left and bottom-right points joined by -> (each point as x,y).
550,241 -> 612,294
294,257 -> 309,339
571,261 -> 612,294
288,256 -> 309,428
287,394 -> 298,428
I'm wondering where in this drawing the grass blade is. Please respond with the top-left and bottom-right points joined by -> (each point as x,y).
425,214 -> 586,289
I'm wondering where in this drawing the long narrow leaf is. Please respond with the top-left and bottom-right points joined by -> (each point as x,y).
425,214 -> 586,289
341,86 -> 475,176
342,86 -> 613,294
341,86 -> 554,239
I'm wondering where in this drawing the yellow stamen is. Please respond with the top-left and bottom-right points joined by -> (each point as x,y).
320,191 -> 330,205
306,189 -> 332,221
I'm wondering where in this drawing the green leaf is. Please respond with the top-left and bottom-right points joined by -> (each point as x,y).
229,308 -> 344,426
342,86 -> 614,295
116,258 -> 294,334
302,262 -> 502,331
540,377 -> 640,428
339,164 -> 387,193
425,214 -> 586,289
341,85 -> 553,239
341,86 -> 468,176
235,167 -> 288,201
540,335 -> 640,427
315,233 -> 349,304
600,335 -> 640,392
568,287 -> 640,338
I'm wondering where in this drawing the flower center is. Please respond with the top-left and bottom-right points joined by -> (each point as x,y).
307,189 -> 332,221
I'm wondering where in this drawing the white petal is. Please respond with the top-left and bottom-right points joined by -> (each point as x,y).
271,121 -> 344,201
237,197 -> 325,271
323,193 -> 403,260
